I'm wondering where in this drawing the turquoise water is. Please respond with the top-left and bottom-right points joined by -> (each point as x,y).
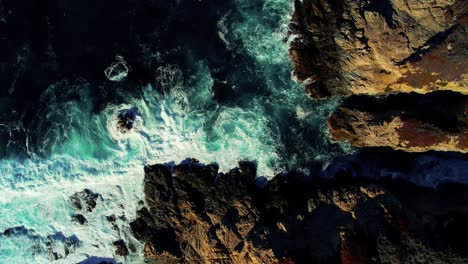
0,1 -> 349,263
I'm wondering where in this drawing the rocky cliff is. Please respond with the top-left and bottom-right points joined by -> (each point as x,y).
131,160 -> 468,264
328,91 -> 468,152
291,0 -> 467,98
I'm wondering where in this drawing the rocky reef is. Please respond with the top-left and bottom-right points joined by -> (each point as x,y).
291,0 -> 467,98
131,160 -> 468,264
1,226 -> 80,261
328,91 -> 467,152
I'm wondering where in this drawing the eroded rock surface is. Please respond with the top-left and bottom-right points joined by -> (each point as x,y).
0,227 -> 80,261
291,0 -> 467,98
68,189 -> 100,212
328,91 -> 467,152
131,160 -> 468,263
113,239 -> 129,257
117,107 -> 139,133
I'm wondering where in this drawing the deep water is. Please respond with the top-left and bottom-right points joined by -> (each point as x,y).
0,0 -> 349,262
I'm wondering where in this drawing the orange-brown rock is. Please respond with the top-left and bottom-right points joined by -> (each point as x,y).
328,91 -> 467,152
131,160 -> 468,264
291,0 -> 467,98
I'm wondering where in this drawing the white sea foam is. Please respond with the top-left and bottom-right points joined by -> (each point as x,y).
0,82 -> 282,263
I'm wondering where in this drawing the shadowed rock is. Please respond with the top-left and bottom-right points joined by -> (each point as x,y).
45,233 -> 80,261
327,91 -> 467,152
69,189 -> 100,212
131,160 -> 468,263
71,214 -> 88,225
117,107 -> 139,133
113,240 -> 129,257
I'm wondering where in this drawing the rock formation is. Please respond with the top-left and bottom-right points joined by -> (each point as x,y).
113,239 -> 129,257
68,189 -> 100,212
131,160 -> 468,264
71,214 -> 88,225
117,107 -> 139,133
1,226 -> 80,261
291,0 -> 467,98
327,91 -> 468,152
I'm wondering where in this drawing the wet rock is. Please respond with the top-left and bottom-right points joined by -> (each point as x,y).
78,257 -> 118,264
106,215 -> 117,223
71,214 -> 88,225
131,160 -> 468,263
2,226 -> 31,237
1,227 -> 45,256
327,91 -> 467,152
117,107 -> 139,133
106,215 -> 119,231
291,0 -> 467,98
69,189 -> 100,212
45,233 -> 80,261
113,239 -> 129,257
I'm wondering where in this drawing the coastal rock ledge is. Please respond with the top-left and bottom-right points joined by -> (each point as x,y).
327,91 -> 468,153
131,160 -> 468,264
291,0 -> 467,98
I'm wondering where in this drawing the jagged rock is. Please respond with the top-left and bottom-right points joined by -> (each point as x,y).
68,189 -> 100,212
1,226 -> 44,256
71,214 -> 88,225
131,160 -> 468,264
327,91 -> 467,152
290,0 -> 467,98
107,215 -> 117,223
113,239 -> 129,257
45,233 -> 80,261
117,107 -> 139,133
2,226 -> 31,237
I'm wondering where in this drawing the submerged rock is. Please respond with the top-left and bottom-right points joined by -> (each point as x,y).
71,214 -> 88,225
290,0 -> 467,98
69,189 -> 100,212
327,91 -> 467,152
0,227 -> 80,261
45,233 -> 80,261
131,160 -> 468,263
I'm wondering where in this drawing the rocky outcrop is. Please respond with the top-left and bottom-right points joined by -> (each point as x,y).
131,160 -> 468,264
328,91 -> 467,152
71,214 -> 88,225
117,107 -> 139,133
291,0 -> 467,98
68,189 -> 100,212
1,226 -> 80,261
113,239 -> 129,257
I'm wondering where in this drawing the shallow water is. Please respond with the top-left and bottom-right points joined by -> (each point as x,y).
0,0 -> 352,262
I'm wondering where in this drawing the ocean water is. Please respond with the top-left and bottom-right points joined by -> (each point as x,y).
0,0 -> 350,263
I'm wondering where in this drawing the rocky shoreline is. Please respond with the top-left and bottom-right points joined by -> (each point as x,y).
130,160 -> 468,264
327,91 -> 467,152
290,0 -> 467,153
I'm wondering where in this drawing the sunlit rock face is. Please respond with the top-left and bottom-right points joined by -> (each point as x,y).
290,0 -> 467,98
131,161 -> 468,264
327,91 -> 468,152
